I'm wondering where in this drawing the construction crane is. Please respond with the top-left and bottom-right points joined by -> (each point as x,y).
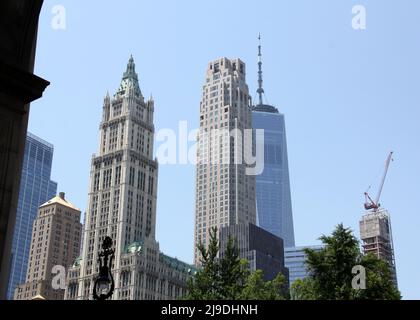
364,151 -> 394,211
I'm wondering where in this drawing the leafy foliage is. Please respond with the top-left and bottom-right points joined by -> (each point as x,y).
218,237 -> 250,299
240,270 -> 288,300
290,278 -> 317,300
356,253 -> 401,300
184,227 -> 288,300
185,227 -> 222,300
291,224 -> 401,300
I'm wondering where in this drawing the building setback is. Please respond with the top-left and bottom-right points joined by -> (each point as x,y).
14,192 -> 82,300
194,57 -> 256,265
252,36 -> 295,247
7,132 -> 57,300
65,57 -> 194,300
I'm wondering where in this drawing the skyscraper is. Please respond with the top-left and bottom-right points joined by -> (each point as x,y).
252,36 -> 295,247
66,56 -> 194,300
14,192 -> 82,300
285,245 -> 324,286
194,58 -> 256,265
359,209 -> 398,287
359,152 -> 398,288
7,132 -> 57,300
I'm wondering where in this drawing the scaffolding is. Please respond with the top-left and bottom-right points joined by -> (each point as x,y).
359,208 -> 398,288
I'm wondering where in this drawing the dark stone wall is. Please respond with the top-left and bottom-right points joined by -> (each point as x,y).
0,0 -> 49,299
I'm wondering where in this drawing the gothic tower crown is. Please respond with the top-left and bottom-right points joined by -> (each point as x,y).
115,55 -> 142,98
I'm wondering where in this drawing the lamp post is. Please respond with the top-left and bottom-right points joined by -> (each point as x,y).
93,236 -> 115,300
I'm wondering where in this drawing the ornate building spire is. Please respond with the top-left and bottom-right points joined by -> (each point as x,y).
253,35 -> 279,114
102,91 -> 111,122
257,34 -> 265,106
116,55 -> 142,97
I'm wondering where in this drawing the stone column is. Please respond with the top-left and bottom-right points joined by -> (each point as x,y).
0,0 -> 49,299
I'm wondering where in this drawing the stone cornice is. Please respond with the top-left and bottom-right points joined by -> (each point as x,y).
0,59 -> 49,106
100,115 -> 154,132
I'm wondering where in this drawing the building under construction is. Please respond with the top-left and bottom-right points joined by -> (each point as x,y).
359,152 -> 398,288
359,209 -> 397,287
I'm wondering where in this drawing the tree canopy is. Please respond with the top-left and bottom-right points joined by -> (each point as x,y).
184,227 -> 288,300
290,224 -> 401,300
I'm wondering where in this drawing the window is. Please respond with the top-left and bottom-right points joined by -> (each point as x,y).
102,168 -> 112,189
214,63 -> 220,73
129,167 -> 135,187
93,172 -> 100,192
114,166 -> 121,185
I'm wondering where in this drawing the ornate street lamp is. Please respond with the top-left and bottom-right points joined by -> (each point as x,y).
93,236 -> 115,300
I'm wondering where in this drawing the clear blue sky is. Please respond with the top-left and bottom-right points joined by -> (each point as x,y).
30,0 -> 420,299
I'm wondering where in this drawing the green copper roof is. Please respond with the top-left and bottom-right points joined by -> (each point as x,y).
123,241 -> 196,275
159,253 -> 197,275
125,241 -> 143,254
72,256 -> 82,267
116,55 -> 142,97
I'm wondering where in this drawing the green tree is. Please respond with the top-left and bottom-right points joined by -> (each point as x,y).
184,227 -> 288,300
305,224 -> 360,300
357,253 -> 401,300
240,270 -> 288,300
218,237 -> 250,299
292,224 -> 401,300
290,278 -> 317,300
185,227 -> 221,299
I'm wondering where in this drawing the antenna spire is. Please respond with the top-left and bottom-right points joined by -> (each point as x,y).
257,33 -> 265,106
